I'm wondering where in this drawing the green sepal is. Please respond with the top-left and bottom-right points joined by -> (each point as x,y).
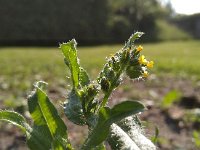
126,65 -> 142,79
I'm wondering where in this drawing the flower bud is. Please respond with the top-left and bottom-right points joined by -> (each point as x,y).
126,66 -> 142,79
121,49 -> 130,64
107,68 -> 115,79
87,84 -> 98,97
100,77 -> 110,92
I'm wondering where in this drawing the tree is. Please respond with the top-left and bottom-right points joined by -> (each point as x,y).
108,0 -> 167,42
0,0 -> 109,45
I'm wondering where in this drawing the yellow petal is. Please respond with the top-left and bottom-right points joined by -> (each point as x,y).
136,45 -> 143,52
138,55 -> 148,65
143,71 -> 149,78
147,61 -> 154,68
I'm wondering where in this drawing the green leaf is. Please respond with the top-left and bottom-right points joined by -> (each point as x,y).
60,40 -> 80,88
79,67 -> 90,86
108,123 -> 140,150
110,101 -> 145,121
82,101 -> 145,149
125,32 -> 144,48
108,116 -> 156,150
0,108 -> 59,150
28,81 -> 72,150
27,126 -> 52,150
129,32 -> 144,42
0,110 -> 30,133
64,90 -> 86,125
117,116 -> 156,149
60,40 -> 90,88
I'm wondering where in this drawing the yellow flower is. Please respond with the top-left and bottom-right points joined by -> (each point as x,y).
147,61 -> 154,68
138,55 -> 148,65
142,71 -> 149,78
136,45 -> 143,52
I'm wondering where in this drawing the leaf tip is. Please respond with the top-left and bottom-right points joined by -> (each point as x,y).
34,81 -> 48,90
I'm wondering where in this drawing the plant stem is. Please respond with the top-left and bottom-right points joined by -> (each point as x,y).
101,93 -> 110,108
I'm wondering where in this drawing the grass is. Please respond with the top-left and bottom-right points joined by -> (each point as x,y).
0,40 -> 200,100
143,40 -> 200,78
156,19 -> 191,41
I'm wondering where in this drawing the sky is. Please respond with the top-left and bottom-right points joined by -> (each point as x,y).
162,0 -> 200,15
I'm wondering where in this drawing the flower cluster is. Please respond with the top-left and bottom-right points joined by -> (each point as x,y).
136,45 -> 154,78
96,32 -> 154,106
136,45 -> 154,77
125,44 -> 154,79
97,51 -> 123,93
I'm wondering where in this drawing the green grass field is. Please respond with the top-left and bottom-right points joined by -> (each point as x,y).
0,40 -> 200,97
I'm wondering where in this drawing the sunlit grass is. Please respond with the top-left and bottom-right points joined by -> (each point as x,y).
143,40 -> 200,77
80,40 -> 200,78
0,40 -> 200,94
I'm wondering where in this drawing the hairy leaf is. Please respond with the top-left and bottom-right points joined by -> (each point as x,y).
125,32 -> 144,48
28,81 -> 72,150
79,67 -> 90,86
108,123 -> 140,150
108,116 -> 156,150
27,126 -> 53,150
0,110 -> 52,150
60,40 -> 80,87
64,90 -> 86,125
0,110 -> 29,132
82,101 -> 145,149
60,40 -> 89,88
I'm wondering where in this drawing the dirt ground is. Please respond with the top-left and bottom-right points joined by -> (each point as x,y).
0,75 -> 200,150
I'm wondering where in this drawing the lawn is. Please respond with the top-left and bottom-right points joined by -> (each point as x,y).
0,40 -> 200,79
0,39 -> 199,101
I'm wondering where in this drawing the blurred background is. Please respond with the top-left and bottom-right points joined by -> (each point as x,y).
0,0 -> 200,149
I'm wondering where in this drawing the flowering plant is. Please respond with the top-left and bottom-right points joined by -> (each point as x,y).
0,32 -> 155,150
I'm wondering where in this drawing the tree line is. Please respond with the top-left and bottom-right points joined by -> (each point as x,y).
0,0 -> 172,45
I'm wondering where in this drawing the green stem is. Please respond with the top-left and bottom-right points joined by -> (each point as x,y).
100,66 -> 125,108
99,46 -> 130,108
101,70 -> 122,107
100,93 -> 110,108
